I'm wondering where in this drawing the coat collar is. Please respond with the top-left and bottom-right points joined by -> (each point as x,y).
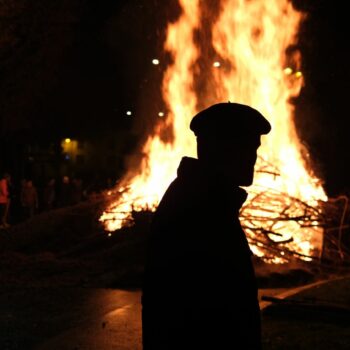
176,156 -> 248,210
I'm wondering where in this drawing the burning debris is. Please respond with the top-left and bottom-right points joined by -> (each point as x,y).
100,161 -> 350,266
241,187 -> 348,264
244,185 -> 350,266
99,0 -> 345,265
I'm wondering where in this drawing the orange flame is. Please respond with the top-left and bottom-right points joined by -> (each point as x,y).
100,0 -> 327,263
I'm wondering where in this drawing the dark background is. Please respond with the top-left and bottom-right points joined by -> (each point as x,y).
0,0 -> 349,197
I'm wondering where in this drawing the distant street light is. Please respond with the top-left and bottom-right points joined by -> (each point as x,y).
152,59 -> 160,65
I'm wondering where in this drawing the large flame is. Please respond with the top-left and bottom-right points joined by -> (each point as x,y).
100,0 -> 327,263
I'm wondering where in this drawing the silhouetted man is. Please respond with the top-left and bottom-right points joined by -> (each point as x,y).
141,102 -> 271,349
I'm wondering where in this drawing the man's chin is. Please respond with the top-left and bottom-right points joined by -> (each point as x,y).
222,171 -> 254,186
237,176 -> 254,187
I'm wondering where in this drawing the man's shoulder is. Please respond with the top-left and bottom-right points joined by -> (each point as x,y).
158,175 -> 205,208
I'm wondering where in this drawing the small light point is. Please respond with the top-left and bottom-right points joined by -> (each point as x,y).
284,67 -> 293,75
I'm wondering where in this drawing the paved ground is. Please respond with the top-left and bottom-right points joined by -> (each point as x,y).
0,285 -> 308,350
36,289 -> 142,350
261,275 -> 350,350
0,288 -> 142,350
1,276 -> 350,349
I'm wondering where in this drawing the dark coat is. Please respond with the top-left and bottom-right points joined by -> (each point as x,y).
142,157 -> 261,349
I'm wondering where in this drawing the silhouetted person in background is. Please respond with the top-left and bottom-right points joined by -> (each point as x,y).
141,102 -> 271,349
43,178 -> 56,210
58,176 -> 72,207
20,180 -> 38,219
0,172 -> 11,229
71,178 -> 83,204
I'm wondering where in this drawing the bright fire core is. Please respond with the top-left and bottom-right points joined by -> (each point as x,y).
100,0 -> 327,263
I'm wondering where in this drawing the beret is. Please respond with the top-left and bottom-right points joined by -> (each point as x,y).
190,102 -> 271,137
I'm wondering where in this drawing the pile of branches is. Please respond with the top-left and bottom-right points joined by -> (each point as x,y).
237,158 -> 350,266
102,162 -> 350,268
242,188 -> 350,265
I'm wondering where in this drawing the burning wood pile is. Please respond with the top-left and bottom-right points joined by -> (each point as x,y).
241,184 -> 350,265
100,0 -> 348,267
100,165 -> 350,267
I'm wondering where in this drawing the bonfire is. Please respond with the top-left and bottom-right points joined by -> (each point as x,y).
100,0 -> 350,265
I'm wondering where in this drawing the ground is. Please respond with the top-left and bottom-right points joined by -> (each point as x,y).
1,201 -> 350,349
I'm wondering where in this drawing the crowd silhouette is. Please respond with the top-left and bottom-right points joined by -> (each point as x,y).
0,172 -> 116,228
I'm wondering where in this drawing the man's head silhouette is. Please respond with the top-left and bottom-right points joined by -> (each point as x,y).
190,102 -> 271,186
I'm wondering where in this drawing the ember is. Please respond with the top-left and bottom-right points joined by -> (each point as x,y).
100,0 -> 333,264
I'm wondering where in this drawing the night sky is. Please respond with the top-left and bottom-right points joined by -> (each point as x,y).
1,0 -> 349,196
